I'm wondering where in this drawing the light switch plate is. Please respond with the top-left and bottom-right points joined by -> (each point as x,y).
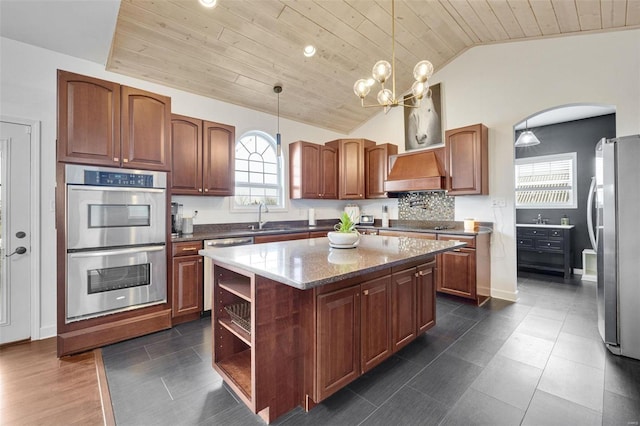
491,198 -> 506,208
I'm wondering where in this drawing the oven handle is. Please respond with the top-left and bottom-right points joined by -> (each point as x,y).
68,185 -> 165,194
68,245 -> 165,258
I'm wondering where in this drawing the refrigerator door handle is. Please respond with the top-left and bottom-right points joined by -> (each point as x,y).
587,176 -> 598,252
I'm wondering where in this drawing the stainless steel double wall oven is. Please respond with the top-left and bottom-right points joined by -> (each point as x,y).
65,164 -> 167,323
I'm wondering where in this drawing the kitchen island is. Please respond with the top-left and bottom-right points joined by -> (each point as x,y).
200,234 -> 465,423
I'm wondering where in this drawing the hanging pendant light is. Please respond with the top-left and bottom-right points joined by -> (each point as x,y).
274,84 -> 282,156
515,119 -> 541,147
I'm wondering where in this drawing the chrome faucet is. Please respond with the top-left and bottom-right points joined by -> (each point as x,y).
257,202 -> 269,229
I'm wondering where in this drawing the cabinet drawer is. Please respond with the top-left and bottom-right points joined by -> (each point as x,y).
517,238 -> 534,249
549,229 -> 563,238
437,234 -> 475,249
172,241 -> 203,257
517,228 -> 548,238
535,239 -> 562,251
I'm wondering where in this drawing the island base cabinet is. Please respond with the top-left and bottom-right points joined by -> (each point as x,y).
360,276 -> 392,373
210,258 -> 438,423
316,286 -> 361,401
416,260 -> 437,333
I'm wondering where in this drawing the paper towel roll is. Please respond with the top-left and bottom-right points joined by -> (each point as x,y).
308,208 -> 316,226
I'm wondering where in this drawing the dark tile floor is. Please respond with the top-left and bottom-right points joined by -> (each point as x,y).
102,272 -> 640,425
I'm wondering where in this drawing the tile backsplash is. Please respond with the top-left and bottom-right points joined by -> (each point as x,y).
398,192 -> 455,221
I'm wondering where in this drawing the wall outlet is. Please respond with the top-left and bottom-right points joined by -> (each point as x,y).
491,198 -> 506,208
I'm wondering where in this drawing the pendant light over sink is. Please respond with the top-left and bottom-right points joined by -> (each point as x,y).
515,119 -> 541,147
274,84 -> 282,156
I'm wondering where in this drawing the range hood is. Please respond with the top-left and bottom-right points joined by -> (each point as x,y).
383,149 -> 446,192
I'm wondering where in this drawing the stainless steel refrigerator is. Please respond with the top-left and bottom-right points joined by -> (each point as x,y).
587,134 -> 640,360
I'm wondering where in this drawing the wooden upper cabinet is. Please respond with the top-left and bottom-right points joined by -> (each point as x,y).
171,115 -> 203,194
203,121 -> 235,196
57,70 -> 171,171
121,86 -> 171,171
170,117 -> 235,196
325,138 -> 375,199
365,143 -> 398,199
57,70 -> 121,165
444,123 -> 488,195
289,141 -> 337,199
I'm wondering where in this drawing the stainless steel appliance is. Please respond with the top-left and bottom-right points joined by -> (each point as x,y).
203,237 -> 254,311
587,135 -> 640,360
65,164 -> 168,323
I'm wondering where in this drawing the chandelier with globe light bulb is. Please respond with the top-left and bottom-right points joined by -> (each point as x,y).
353,0 -> 434,112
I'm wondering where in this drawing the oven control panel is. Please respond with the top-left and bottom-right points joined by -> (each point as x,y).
84,170 -> 155,187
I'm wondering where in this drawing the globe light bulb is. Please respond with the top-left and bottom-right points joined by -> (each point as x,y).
411,81 -> 428,100
353,79 -> 371,98
372,60 -> 392,83
377,88 -> 393,106
413,60 -> 434,83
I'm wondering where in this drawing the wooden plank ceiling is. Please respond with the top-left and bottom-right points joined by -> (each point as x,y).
107,0 -> 640,133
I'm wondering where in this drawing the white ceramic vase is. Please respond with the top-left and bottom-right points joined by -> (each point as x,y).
327,231 -> 360,247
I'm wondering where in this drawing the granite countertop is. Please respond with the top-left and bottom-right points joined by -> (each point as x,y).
516,223 -> 575,229
199,234 -> 465,290
173,220 -> 492,243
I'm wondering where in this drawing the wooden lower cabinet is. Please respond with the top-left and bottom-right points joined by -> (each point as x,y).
316,286 -> 361,400
438,248 -> 476,299
391,268 -> 416,351
360,276 -> 392,373
171,241 -> 203,323
416,260 -> 437,333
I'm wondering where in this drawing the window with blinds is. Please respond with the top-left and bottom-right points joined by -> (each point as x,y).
515,152 -> 577,209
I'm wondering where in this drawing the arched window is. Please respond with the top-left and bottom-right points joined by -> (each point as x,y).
233,131 -> 284,209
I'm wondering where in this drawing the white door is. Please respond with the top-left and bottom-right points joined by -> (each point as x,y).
0,121 -> 32,344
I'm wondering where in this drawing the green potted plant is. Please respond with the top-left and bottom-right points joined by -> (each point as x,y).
327,212 -> 360,247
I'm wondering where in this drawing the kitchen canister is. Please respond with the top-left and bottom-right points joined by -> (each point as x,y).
464,218 -> 477,232
182,216 -> 194,235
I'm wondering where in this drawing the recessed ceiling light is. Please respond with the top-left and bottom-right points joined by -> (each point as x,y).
303,45 -> 316,58
199,0 -> 217,8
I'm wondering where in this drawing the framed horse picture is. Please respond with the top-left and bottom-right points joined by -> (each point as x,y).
404,83 -> 443,151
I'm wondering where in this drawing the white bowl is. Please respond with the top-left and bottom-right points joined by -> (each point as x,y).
327,231 -> 360,246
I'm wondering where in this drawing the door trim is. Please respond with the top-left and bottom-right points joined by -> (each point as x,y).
1,116 -> 41,340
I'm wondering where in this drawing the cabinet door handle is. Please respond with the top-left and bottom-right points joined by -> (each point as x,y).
453,249 -> 461,252
181,247 -> 196,251
363,290 -> 369,296
415,273 -> 419,277
198,188 -> 203,192
123,158 -> 129,163
204,188 -> 209,192
199,259 -> 203,263
113,157 -> 119,162
418,271 -> 428,276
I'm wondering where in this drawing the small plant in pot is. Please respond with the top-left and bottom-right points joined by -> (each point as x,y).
327,212 -> 360,247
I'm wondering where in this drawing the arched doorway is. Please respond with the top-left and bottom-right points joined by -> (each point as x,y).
513,104 -> 616,284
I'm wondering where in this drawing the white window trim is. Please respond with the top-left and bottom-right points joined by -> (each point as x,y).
231,130 -> 287,212
515,152 -> 578,209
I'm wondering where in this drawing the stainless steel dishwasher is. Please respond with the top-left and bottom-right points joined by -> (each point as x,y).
203,236 -> 254,311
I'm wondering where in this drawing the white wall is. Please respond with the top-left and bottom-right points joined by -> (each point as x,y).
350,29 -> 640,301
2,28 -> 638,337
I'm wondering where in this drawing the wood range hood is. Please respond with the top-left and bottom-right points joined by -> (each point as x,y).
383,149 -> 446,193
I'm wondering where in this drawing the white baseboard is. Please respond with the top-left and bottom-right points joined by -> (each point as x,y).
490,288 -> 518,302
37,325 -> 56,340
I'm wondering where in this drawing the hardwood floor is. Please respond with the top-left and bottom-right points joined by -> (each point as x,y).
0,338 -> 113,425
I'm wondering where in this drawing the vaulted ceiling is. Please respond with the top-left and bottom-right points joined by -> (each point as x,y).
2,1 -> 638,133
